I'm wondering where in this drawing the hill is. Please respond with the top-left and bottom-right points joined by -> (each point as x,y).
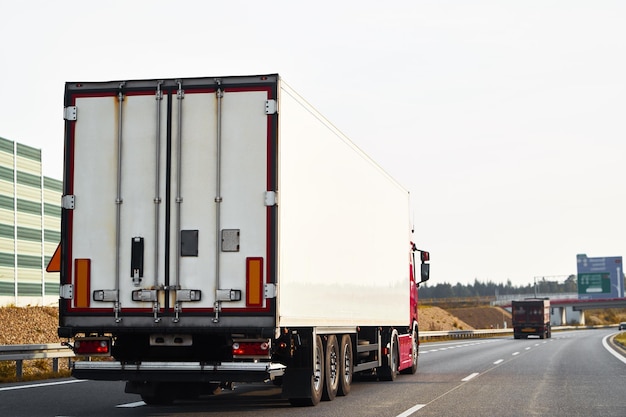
418,306 -> 474,330
447,306 -> 512,329
0,306 -> 62,345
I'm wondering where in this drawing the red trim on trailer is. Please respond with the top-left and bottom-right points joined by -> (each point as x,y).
265,87 -> 275,314
64,85 -> 276,315
63,96 -> 77,311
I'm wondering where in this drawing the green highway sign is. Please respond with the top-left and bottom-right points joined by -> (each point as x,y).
577,272 -> 611,295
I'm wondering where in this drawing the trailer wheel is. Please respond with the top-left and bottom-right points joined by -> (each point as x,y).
400,328 -> 418,375
141,394 -> 172,406
288,334 -> 324,407
322,335 -> 339,401
378,333 -> 398,381
139,383 -> 174,406
337,334 -> 353,396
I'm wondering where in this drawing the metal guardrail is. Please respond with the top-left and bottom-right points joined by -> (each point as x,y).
0,343 -> 74,379
420,328 -> 512,341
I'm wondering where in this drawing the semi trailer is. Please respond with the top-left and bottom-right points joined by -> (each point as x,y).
55,74 -> 430,405
512,299 -> 551,339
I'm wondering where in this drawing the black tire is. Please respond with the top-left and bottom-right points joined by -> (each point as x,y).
288,334 -> 324,407
140,383 -> 174,406
337,334 -> 353,396
378,333 -> 398,381
400,329 -> 418,375
141,394 -> 174,406
322,335 -> 339,401
141,390 -> 174,406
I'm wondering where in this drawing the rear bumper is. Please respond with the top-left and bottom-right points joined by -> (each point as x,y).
72,361 -> 285,383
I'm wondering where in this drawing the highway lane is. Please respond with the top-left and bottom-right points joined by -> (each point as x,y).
415,329 -> 626,417
0,329 -> 623,417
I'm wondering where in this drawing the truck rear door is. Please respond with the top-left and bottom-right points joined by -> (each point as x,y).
60,76 -> 278,330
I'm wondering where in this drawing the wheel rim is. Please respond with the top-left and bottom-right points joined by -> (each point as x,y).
329,344 -> 338,386
342,342 -> 351,384
314,343 -> 323,391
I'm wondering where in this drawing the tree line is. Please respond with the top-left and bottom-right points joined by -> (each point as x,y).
419,275 -> 579,299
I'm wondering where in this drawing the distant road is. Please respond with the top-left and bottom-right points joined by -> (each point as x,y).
0,329 -> 623,417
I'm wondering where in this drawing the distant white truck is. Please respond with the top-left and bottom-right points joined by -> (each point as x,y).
56,74 -> 430,406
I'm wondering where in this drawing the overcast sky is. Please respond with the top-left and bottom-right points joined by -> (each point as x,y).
1,0 -> 625,287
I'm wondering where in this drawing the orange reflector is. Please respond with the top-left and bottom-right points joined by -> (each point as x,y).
246,257 -> 264,307
74,259 -> 91,308
46,243 -> 61,272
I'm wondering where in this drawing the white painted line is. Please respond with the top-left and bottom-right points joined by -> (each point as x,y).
602,334 -> 626,365
494,359 -> 504,365
395,403 -> 426,417
525,347 -> 531,350
116,401 -> 146,408
512,352 -> 520,356
461,372 -> 479,382
0,379 -> 86,392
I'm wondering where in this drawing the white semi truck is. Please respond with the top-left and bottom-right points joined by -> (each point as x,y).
56,74 -> 430,406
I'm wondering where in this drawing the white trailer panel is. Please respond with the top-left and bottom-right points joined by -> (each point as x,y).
277,83 -> 410,327
60,74 -> 411,334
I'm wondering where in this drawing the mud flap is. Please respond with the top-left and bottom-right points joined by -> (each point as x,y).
281,368 -> 315,399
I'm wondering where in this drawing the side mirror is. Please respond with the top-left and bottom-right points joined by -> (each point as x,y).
420,263 -> 430,284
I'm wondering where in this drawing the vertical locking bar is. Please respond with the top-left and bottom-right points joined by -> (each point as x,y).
114,82 -> 125,323
213,80 -> 224,323
153,81 -> 163,322
173,80 -> 184,322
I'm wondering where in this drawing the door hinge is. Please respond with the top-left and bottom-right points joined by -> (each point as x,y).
63,106 -> 77,121
60,284 -> 73,300
62,195 -> 75,210
264,191 -> 277,207
265,99 -> 277,115
265,283 -> 277,299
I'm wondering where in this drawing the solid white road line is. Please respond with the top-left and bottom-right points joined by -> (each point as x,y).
0,379 -> 85,392
395,403 -> 426,417
602,334 -> 626,365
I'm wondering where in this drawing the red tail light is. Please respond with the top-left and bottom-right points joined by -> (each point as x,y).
74,338 -> 111,355
232,340 -> 270,357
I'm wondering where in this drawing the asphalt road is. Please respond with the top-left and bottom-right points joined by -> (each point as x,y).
0,329 -> 624,417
